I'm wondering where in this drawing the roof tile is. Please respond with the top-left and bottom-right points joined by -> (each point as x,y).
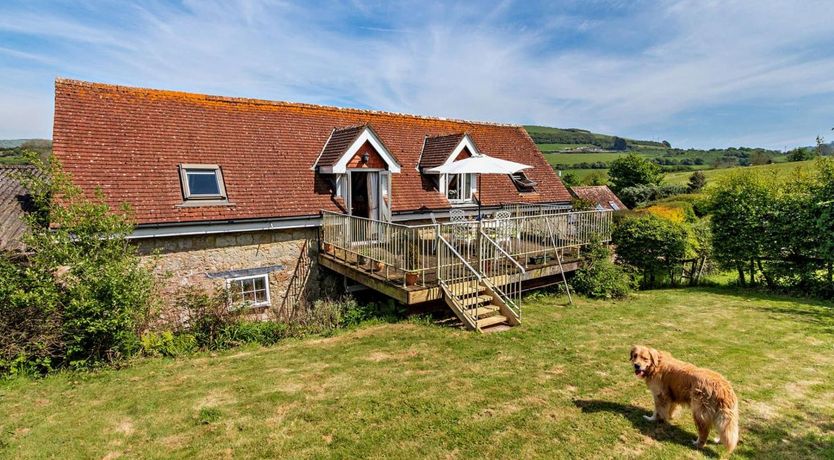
53,79 -> 572,225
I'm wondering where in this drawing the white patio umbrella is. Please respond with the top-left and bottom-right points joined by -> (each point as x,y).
427,154 -> 532,218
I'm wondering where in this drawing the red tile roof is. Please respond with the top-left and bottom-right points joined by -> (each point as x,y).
571,185 -> 628,211
315,124 -> 367,167
419,133 -> 466,169
0,165 -> 38,252
53,79 -> 572,225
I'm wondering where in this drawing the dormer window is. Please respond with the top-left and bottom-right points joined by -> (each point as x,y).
511,172 -> 537,193
446,173 -> 476,203
180,164 -> 227,201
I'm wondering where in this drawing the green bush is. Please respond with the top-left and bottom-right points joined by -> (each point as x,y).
1,158 -> 155,373
619,183 -> 689,208
140,331 -> 197,358
613,213 -> 689,288
216,322 -> 289,349
172,286 -> 235,349
571,243 -> 635,299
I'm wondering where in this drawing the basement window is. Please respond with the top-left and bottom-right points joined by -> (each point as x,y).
180,164 -> 227,201
511,172 -> 537,193
226,274 -> 270,308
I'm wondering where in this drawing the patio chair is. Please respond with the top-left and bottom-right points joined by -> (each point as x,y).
492,210 -> 517,244
449,209 -> 476,257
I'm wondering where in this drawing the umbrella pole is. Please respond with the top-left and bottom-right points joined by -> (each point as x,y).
477,173 -> 482,220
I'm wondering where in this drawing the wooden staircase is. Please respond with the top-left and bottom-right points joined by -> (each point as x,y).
435,234 -> 522,333
440,280 -> 520,332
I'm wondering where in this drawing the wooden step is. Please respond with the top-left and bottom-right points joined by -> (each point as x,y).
466,305 -> 500,318
476,314 -> 508,329
460,294 -> 493,308
446,282 -> 486,296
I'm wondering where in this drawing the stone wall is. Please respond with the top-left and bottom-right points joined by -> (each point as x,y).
136,228 -> 323,321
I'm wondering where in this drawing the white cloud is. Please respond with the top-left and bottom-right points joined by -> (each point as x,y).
0,0 -> 832,147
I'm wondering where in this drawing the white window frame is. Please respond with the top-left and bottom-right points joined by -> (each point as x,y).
445,173 -> 476,204
180,164 -> 227,201
225,274 -> 270,308
608,201 -> 620,211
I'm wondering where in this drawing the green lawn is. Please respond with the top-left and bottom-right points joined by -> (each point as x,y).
664,160 -> 817,186
2,289 -> 833,459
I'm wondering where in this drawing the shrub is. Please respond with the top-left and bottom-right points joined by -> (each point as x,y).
1,157 -> 155,372
581,171 -> 608,186
687,171 -> 707,193
617,184 -> 655,208
216,322 -> 289,349
0,255 -> 63,376
140,331 -> 197,357
571,243 -> 635,299
613,214 -> 689,288
618,183 -> 688,208
173,286 -> 236,349
560,171 -> 579,186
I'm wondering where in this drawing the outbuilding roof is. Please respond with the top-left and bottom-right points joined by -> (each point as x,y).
0,165 -> 38,252
53,79 -> 571,226
571,185 -> 628,211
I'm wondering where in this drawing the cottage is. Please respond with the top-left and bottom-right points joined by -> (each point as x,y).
52,79 -> 612,331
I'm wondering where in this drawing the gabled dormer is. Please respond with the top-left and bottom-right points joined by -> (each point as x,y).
314,124 -> 401,174
419,133 -> 480,204
314,124 -> 400,220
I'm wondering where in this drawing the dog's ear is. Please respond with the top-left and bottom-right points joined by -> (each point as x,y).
648,348 -> 660,367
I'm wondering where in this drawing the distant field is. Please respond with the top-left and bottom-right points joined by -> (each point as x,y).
544,152 -> 629,165
664,160 -> 817,186
556,169 -> 608,182
537,143 -> 600,152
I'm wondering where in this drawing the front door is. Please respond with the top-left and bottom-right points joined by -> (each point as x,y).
347,170 -> 390,221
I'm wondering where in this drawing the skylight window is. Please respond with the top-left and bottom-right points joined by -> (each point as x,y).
180,164 -> 227,201
511,172 -> 537,193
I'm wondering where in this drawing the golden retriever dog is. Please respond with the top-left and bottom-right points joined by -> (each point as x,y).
630,345 -> 739,454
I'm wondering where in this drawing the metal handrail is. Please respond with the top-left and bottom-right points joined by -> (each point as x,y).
437,234 -> 482,281
479,230 -> 524,318
436,234 -> 484,329
479,230 -> 526,274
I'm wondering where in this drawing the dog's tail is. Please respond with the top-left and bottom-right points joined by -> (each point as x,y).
716,399 -> 739,455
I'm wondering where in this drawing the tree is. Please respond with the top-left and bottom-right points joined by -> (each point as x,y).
662,140 -> 672,148
612,214 -> 689,287
750,151 -> 771,166
706,171 -> 773,286
560,170 -> 579,187
814,157 -> 834,287
687,171 -> 707,193
582,171 -> 607,186
611,136 -> 627,151
608,153 -> 663,192
788,147 -> 814,162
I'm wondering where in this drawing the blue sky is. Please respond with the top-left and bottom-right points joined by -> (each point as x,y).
1,0 -> 833,149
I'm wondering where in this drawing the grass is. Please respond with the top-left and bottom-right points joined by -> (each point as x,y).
664,160 -> 817,186
2,289 -> 834,458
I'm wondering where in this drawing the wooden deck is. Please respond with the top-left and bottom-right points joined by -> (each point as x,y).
319,247 -> 581,305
